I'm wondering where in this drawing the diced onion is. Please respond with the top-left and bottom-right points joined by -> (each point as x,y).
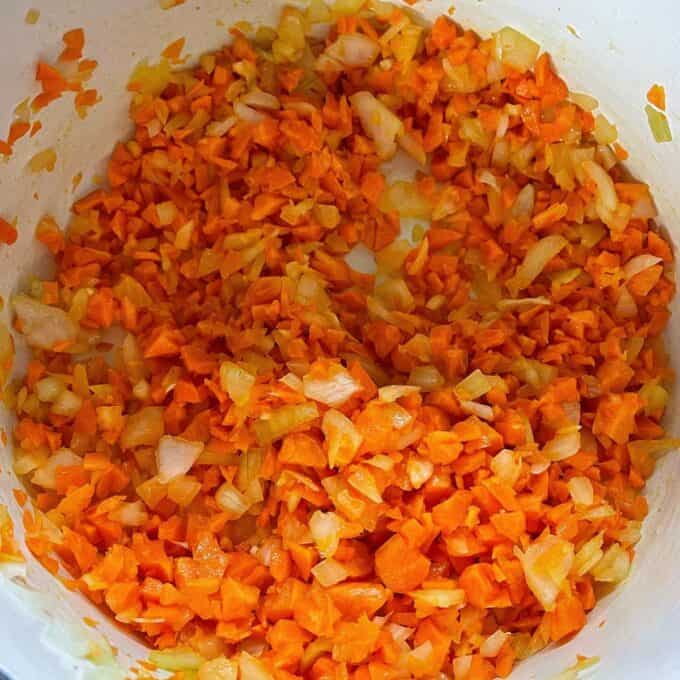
303,363 -> 362,407
511,183 -> 535,219
121,406 -> 165,449
459,400 -> 494,421
220,361 -> 256,407
309,510 -> 343,558
51,389 -> 83,417
615,286 -> 638,319
205,116 -> 237,137
311,558 -> 350,587
497,296 -> 550,311
480,630 -> 509,658
645,105 -> 672,143
495,27 -> 540,72
322,409 -> 363,467
409,588 -> 466,611
623,254 -> 662,281
571,532 -> 604,577
149,648 -> 204,672
197,657 -> 238,680
491,449 -> 523,486
156,435 -> 204,483
408,365 -> 444,391
31,449 -> 82,489
320,34 -> 380,69
543,428 -> 580,461
569,91 -> 599,111
239,652 -> 273,680
379,181 -> 431,219
506,235 -> 568,296
567,476 -> 594,506
13,294 -> 78,351
241,89 -> 281,110
253,403 -> 319,444
36,376 -> 66,402
454,369 -> 494,401
350,91 -> 404,159
348,467 -> 383,502
406,456 -> 434,489
592,543 -> 631,583
593,114 -> 618,144
109,500 -> 149,527
378,384 -> 420,402
215,483 -> 251,517
582,159 -> 617,212
234,101 -> 266,123
515,534 -> 574,611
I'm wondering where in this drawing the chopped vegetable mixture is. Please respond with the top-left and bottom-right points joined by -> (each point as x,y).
2,3 -> 677,679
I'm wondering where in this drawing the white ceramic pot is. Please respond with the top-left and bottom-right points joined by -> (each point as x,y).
0,1 -> 678,678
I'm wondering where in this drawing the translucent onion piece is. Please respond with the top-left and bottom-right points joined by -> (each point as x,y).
408,365 -> 444,391
592,543 -> 631,583
31,449 -> 82,489
121,406 -> 165,449
303,364 -> 362,407
480,630 -> 510,658
622,254 -> 662,281
571,532 -> 604,577
459,400 -> 494,421
645,105 -> 672,143
13,294 -> 78,351
581,159 -> 618,212
322,408 -> 363,467
311,558 -> 350,587
378,384 -> 420,402
515,534 -> 574,611
567,476 -> 594,506
215,482 -> 251,517
239,652 -> 274,680
321,34 -> 380,68
220,361 -> 256,407
495,27 -> 540,72
543,428 -> 580,461
309,510 -> 343,558
454,369 -> 494,401
506,235 -> 568,296
349,91 -> 404,159
156,435 -> 204,483
253,402 -> 319,444
234,101 -> 266,123
241,89 -> 280,110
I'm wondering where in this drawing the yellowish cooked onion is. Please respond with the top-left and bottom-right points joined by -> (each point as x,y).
239,652 -> 274,680
156,435 -> 204,483
592,543 -> 631,583
121,406 -> 165,449
543,428 -> 581,461
495,27 -> 540,72
623,254 -> 662,281
515,534 -> 574,611
319,34 -> 380,69
220,361 -> 256,407
311,558 -> 350,587
253,402 -> 319,444
323,408 -> 363,467
349,91 -> 404,159
454,369 -> 494,401
309,510 -> 343,558
567,476 -> 594,506
506,235 -> 568,296
13,294 -> 78,351
303,364 -> 362,407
